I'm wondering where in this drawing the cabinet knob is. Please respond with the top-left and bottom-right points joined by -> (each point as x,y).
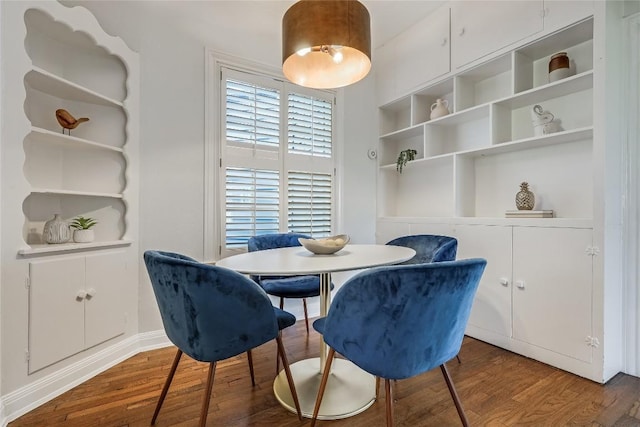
76,290 -> 87,301
515,280 -> 525,289
441,37 -> 448,47
499,278 -> 509,287
459,27 -> 466,36
86,288 -> 97,299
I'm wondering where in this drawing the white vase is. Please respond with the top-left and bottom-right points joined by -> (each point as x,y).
43,214 -> 71,244
430,98 -> 450,120
73,229 -> 95,243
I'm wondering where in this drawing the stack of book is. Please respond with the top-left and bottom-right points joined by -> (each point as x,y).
505,210 -> 554,218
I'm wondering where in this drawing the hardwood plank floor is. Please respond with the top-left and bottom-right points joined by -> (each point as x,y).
9,320 -> 640,426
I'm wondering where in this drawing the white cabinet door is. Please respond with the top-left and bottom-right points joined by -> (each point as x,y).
451,1 -> 544,69
85,252 -> 126,348
455,224 -> 512,339
29,257 -> 85,373
543,0 -> 595,33
512,226 -> 592,362
376,5 -> 450,104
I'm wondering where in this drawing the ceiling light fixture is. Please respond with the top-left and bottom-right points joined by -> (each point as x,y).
282,0 -> 371,89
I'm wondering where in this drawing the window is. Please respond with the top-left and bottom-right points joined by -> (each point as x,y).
219,67 -> 335,257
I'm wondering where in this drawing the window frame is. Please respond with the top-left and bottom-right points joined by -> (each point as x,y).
205,50 -> 341,261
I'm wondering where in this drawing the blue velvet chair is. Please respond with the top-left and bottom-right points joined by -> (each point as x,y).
385,234 -> 458,264
310,258 -> 487,427
143,250 -> 301,427
247,233 -> 334,334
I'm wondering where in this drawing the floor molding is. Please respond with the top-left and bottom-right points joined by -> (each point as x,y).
0,330 -> 170,426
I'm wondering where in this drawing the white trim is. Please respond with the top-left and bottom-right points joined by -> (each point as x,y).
0,331 -> 170,426
623,12 -> 640,377
204,50 -> 292,263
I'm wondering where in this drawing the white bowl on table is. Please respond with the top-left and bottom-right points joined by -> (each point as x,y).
298,234 -> 350,255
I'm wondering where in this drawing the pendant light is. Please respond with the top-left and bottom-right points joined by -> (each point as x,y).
282,0 -> 371,89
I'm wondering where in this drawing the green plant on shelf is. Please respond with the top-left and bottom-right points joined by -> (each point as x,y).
70,216 -> 98,230
396,149 -> 417,174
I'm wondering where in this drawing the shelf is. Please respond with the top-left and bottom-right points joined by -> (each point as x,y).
379,123 -> 423,142
377,216 -> 593,228
458,126 -> 593,158
426,104 -> 491,126
517,17 -> 594,60
498,70 -> 593,109
25,67 -> 123,108
18,240 -> 132,256
31,188 -> 124,199
29,127 -> 123,153
380,153 -> 453,170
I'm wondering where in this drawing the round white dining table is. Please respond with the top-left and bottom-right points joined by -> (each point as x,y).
216,243 -> 415,420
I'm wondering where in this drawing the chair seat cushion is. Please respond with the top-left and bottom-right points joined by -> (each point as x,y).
261,276 -> 334,298
273,307 -> 297,330
313,317 -> 326,334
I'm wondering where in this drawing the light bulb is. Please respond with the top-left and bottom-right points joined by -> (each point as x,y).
332,50 -> 343,64
296,47 -> 312,57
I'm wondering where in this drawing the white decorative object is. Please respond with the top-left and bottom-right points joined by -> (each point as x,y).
73,229 -> 95,243
43,214 -> 71,244
298,234 -> 350,255
531,104 -> 562,136
430,98 -> 450,120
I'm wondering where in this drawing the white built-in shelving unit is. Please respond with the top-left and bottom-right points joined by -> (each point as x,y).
374,1 -> 626,384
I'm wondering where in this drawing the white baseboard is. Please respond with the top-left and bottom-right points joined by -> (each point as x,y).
0,330 -> 171,426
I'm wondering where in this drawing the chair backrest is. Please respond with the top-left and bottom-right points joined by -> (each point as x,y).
143,250 -> 279,362
247,232 -> 310,252
321,258 -> 486,380
386,234 -> 457,264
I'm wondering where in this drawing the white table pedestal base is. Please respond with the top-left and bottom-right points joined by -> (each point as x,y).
273,357 -> 376,420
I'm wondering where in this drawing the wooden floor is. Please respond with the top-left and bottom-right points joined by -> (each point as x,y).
9,319 -> 640,427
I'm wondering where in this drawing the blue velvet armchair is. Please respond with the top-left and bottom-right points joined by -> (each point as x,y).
248,233 -> 334,333
385,234 -> 457,264
143,250 -> 301,426
310,258 -> 487,427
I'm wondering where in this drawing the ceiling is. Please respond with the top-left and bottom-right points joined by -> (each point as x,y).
148,1 -> 445,49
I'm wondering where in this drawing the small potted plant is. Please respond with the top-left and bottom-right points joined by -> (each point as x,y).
70,216 -> 98,243
396,149 -> 417,173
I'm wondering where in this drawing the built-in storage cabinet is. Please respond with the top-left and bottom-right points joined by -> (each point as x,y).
28,251 -> 126,373
450,1 -> 544,70
456,224 -> 593,363
375,4 -> 450,104
20,8 -> 133,255
378,17 -> 594,221
375,6 -> 606,381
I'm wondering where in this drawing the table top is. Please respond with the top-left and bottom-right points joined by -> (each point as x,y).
215,244 -> 416,276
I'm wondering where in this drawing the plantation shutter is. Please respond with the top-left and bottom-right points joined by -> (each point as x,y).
225,167 -> 280,249
287,93 -> 332,157
287,171 -> 332,236
219,67 -> 335,257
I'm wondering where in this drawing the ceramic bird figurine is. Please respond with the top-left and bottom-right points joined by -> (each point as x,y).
55,109 -> 90,135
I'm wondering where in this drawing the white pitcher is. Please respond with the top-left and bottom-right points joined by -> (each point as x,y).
430,98 -> 450,120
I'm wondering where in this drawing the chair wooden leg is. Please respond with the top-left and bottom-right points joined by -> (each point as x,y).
310,347 -> 336,427
199,362 -> 217,427
303,298 -> 310,333
276,298 -> 285,374
385,378 -> 394,427
247,349 -> 255,386
440,364 -> 469,427
151,348 -> 182,425
276,335 -> 302,420
456,354 -> 462,364
375,376 -> 380,400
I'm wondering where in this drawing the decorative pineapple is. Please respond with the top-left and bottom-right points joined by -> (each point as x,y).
515,182 -> 535,210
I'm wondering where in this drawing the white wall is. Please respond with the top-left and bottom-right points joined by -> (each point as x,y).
66,1 -> 377,331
